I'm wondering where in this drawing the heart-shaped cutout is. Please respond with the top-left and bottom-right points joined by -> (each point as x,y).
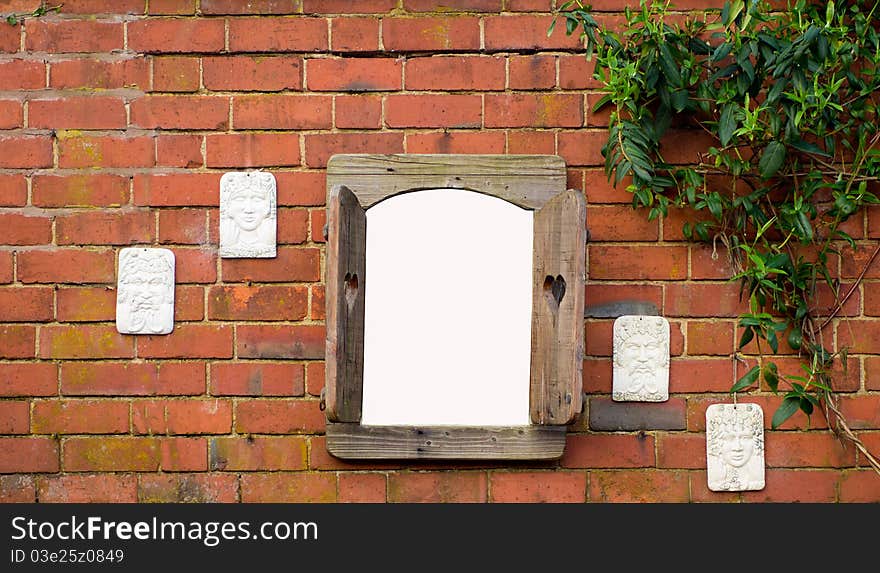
344,272 -> 358,309
543,274 -> 566,310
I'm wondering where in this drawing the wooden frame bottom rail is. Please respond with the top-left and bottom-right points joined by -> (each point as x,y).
325,423 -> 567,460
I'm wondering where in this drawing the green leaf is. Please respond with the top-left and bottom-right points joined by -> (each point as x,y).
718,104 -> 737,147
758,141 -> 786,179
771,397 -> 801,429
731,365 -> 760,393
787,327 -> 803,350
763,362 -> 779,392
738,326 -> 755,349
789,139 -> 830,157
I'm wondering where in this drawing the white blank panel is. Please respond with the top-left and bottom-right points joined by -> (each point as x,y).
360,188 -> 534,426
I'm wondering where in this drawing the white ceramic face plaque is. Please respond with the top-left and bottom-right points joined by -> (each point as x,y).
219,171 -> 277,258
116,247 -> 175,335
612,315 -> 670,402
706,403 -> 766,492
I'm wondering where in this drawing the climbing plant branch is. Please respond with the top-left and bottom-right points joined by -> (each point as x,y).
4,2 -> 62,26
552,0 -> 880,474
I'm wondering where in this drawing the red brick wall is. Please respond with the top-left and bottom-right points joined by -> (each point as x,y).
0,0 -> 878,503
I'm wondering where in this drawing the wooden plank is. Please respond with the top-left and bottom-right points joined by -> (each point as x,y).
326,154 -> 566,209
325,423 -> 567,460
530,189 -> 587,425
324,184 -> 366,422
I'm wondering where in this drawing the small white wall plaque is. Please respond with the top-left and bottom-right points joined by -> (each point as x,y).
219,171 -> 277,258
612,315 -> 670,402
116,247 -> 176,335
706,403 -> 766,492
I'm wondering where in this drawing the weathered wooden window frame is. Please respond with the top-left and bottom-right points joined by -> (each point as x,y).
324,154 -> 586,460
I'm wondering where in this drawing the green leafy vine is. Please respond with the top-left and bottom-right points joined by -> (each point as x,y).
553,0 -> 880,473
4,2 -> 62,26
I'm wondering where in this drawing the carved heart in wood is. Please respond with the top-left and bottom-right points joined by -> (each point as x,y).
344,272 -> 358,309
543,274 -> 566,310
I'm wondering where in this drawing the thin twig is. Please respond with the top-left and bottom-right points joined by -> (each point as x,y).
818,242 -> 880,330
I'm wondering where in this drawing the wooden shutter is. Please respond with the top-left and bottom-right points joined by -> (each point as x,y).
530,188 -> 587,425
325,185 -> 367,422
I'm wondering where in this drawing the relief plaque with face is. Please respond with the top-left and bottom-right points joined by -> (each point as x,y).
116,247 -> 176,335
706,403 -> 766,492
612,315 -> 670,402
219,171 -> 277,258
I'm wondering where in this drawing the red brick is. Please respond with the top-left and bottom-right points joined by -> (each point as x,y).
655,433 -> 706,469
174,285 -> 205,322
405,56 -> 504,91
668,358 -> 735,393
304,0 -> 396,12
211,362 -> 304,396
742,469 -> 838,502
837,320 -> 880,354
303,132 -> 405,167
0,475 -> 35,503
558,130 -> 607,166
138,324 -> 232,359
586,205 -> 659,241
0,437 -> 59,472
665,282 -> 749,318
233,95 -> 331,129
385,94 -> 481,128
338,473 -> 386,503
335,94 -> 382,129
134,173 -> 221,207
50,57 -> 148,89
131,95 -> 229,129
62,362 -> 205,396
201,0 -> 300,14
485,93 -> 584,127
158,208 -> 207,244
171,249 -> 217,283
866,357 -> 880,391
0,326 -> 36,360
128,18 -> 224,52
210,436 -> 307,471
206,133 -> 301,168
0,214 -> 51,245
841,244 -> 880,279
24,192 -> 103,233
0,22 -> 20,53
57,210 -> 154,245
330,17 -> 379,51
586,91 -> 613,127
687,320 -> 735,355
661,205 -> 717,242
310,208 -> 326,243
0,99 -> 22,128
589,470 -> 690,502
383,17 -> 480,52
241,473 -> 336,502
561,434 -> 655,468
765,432 -> 858,468
660,129 -> 717,165
406,131 -> 505,154
235,399 -> 325,433
162,399 -> 232,434
507,130 -> 555,154
138,473 -> 239,503
0,362 -> 55,395
490,471 -> 586,502
0,287 -> 53,321
152,56 -> 200,92
404,0 -> 500,10
208,285 -> 308,321
0,174 -> 27,206
237,324 -> 325,360
838,469 -> 880,502
691,244 -> 737,280
584,283 -> 663,313
228,17 -> 328,52
38,474 -> 137,503
508,54 -> 555,89
56,287 -> 114,322
40,325 -> 133,359
148,0 -> 196,14
277,208 -> 309,244
0,135 -> 53,168
63,437 -> 160,471
0,251 -> 12,283
485,15 -> 583,50
19,248 -> 115,284
583,319 -> 613,356
0,59 -> 43,89
26,20 -> 123,52
306,362 -> 324,396
310,284 -> 325,320
204,56 -> 302,91
0,401 -> 28,434
57,134 -> 155,168
160,437 -> 207,471
308,57 -> 401,91
388,472 -> 487,502
59,0 -> 144,13
275,171 -> 326,206
837,395 -> 880,430
582,357 -> 611,393
589,245 -> 687,280
222,247 -> 320,282
868,206 -> 880,239
157,134 -> 202,168
32,399 -> 129,434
